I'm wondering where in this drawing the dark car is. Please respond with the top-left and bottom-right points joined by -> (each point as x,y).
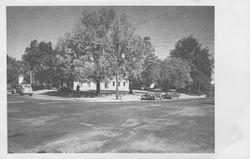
141,93 -> 155,100
7,86 -> 15,95
168,89 -> 180,99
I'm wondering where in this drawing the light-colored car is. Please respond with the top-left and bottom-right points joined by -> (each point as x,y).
161,92 -> 172,99
16,84 -> 34,96
150,88 -> 163,99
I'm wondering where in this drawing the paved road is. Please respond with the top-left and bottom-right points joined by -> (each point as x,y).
8,95 -> 214,153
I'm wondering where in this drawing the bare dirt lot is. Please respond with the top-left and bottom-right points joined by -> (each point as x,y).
8,95 -> 214,153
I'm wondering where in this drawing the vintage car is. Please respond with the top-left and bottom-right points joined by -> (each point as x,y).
168,89 -> 180,99
141,93 -> 156,100
150,88 -> 164,99
16,84 -> 34,96
160,92 -> 172,99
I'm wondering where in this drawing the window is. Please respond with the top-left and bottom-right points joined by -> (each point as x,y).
113,81 -> 115,86
123,82 -> 126,86
118,82 -> 120,86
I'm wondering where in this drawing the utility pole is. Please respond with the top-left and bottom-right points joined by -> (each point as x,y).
198,80 -> 200,96
115,43 -> 120,100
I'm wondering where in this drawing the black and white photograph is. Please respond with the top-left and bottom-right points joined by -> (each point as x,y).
2,0 -> 250,159
6,5 -> 215,154
6,5 -> 215,153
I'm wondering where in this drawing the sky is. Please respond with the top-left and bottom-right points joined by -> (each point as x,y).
7,6 -> 214,60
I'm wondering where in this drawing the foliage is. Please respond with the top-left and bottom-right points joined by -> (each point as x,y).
7,55 -> 30,86
22,40 -> 56,86
140,37 -> 160,88
55,32 -> 94,88
123,36 -> 148,93
158,57 -> 193,91
55,8 -> 118,93
57,8 -> 151,94
141,53 -> 161,88
107,14 -> 154,94
170,35 -> 214,94
16,9 -> 213,96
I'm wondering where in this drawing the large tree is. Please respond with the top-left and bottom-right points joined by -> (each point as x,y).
22,40 -> 56,87
107,18 -> 156,94
55,32 -> 95,88
123,36 -> 146,94
107,14 -> 151,94
170,35 -> 214,94
140,37 -> 160,89
77,8 -> 118,94
56,8 -> 158,94
56,8 -> 117,94
57,8 -> 150,95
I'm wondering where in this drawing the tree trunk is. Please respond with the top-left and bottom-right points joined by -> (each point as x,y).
40,80 -> 43,87
96,80 -> 100,95
46,81 -> 49,89
129,82 -> 133,94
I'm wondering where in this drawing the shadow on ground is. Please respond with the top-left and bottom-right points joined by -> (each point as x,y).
42,90 -> 129,98
201,98 -> 215,105
8,97 -> 214,153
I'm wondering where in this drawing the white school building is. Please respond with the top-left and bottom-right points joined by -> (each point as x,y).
73,79 -> 129,91
29,71 -> 129,91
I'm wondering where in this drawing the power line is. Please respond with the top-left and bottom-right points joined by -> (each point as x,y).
151,31 -> 214,41
133,8 -> 179,26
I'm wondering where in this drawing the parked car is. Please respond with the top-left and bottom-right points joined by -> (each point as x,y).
16,84 -> 34,96
141,93 -> 155,100
7,87 -> 15,95
168,89 -> 180,99
150,88 -> 164,99
7,84 -> 14,95
161,92 -> 172,99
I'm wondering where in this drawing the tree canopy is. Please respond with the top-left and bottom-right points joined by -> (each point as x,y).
22,40 -> 56,87
170,35 -> 214,94
11,8 -> 214,96
56,8 -> 153,94
157,57 -> 193,91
